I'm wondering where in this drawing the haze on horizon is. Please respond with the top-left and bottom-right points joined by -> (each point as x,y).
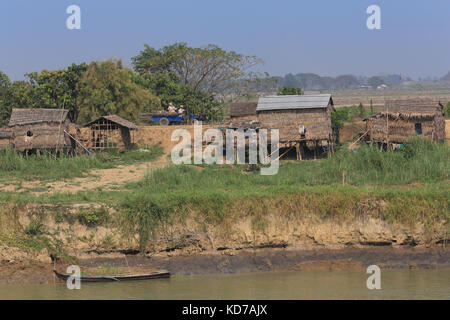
1,0 -> 449,81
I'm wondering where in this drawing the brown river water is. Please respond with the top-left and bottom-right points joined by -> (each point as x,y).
0,269 -> 449,299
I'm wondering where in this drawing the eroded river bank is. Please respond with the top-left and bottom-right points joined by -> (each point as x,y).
1,246 -> 448,285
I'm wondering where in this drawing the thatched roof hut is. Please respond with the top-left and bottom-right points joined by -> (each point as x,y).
83,115 -> 138,150
8,108 -> 75,152
365,99 -> 445,143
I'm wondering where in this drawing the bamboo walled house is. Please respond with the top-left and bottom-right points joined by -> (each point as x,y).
226,95 -> 335,160
83,115 -> 139,150
365,98 -> 445,145
6,108 -> 78,153
256,94 -> 335,159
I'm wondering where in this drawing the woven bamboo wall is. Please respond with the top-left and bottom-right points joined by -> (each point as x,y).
0,139 -> 11,149
257,107 -> 332,142
366,115 -> 445,143
230,114 -> 257,122
80,127 -> 130,150
11,121 -> 72,151
0,129 -> 12,150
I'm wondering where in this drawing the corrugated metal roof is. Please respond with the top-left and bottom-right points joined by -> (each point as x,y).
256,94 -> 333,111
8,108 -> 69,126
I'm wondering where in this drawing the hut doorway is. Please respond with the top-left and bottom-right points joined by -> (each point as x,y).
415,123 -> 422,135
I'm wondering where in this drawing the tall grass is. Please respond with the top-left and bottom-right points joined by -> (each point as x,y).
0,145 -> 163,181
129,137 -> 448,192
118,137 -> 449,251
321,138 -> 449,184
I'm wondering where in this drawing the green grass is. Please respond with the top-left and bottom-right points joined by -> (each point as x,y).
129,137 -> 449,190
115,137 -> 449,251
0,145 -> 163,181
0,137 -> 448,253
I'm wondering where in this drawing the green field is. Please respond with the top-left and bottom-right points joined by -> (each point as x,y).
0,137 -> 447,254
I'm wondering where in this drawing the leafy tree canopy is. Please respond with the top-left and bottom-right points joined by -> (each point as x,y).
24,63 -> 88,121
76,60 -> 160,124
278,86 -> 303,95
444,101 -> 450,119
132,43 -> 263,96
133,72 -> 222,119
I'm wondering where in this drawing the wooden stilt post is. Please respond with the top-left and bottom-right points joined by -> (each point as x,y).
314,140 -> 317,160
327,140 -> 330,157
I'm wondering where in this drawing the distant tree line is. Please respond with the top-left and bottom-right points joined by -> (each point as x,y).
275,73 -> 414,91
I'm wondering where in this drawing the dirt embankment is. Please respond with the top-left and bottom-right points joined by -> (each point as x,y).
134,124 -> 219,154
0,202 -> 448,283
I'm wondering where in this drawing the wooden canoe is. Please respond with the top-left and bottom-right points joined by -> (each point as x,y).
53,269 -> 170,283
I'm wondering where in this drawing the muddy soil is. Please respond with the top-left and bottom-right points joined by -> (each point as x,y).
1,246 -> 448,285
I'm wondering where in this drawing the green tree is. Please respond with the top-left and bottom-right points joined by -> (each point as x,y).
278,86 -> 303,95
133,72 -> 222,119
0,71 -> 10,91
444,102 -> 450,119
132,43 -> 263,95
76,60 -> 160,124
331,107 -> 353,143
0,72 -> 39,126
25,63 -> 88,121
0,71 -> 11,126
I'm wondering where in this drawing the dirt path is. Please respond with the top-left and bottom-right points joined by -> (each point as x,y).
0,155 -> 170,195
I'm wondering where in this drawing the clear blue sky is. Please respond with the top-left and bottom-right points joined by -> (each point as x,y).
1,0 -> 449,80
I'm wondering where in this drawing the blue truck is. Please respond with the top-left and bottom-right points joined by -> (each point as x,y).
139,112 -> 196,125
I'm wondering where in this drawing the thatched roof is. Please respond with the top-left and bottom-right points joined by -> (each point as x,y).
230,102 -> 258,117
365,111 -> 437,122
84,115 -> 139,130
384,98 -> 444,114
8,108 -> 69,126
257,94 -> 334,112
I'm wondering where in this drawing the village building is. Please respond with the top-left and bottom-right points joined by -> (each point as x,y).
83,115 -> 139,151
228,101 -> 260,129
0,128 -> 13,150
364,98 -> 445,145
6,108 -> 78,153
256,94 -> 335,159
